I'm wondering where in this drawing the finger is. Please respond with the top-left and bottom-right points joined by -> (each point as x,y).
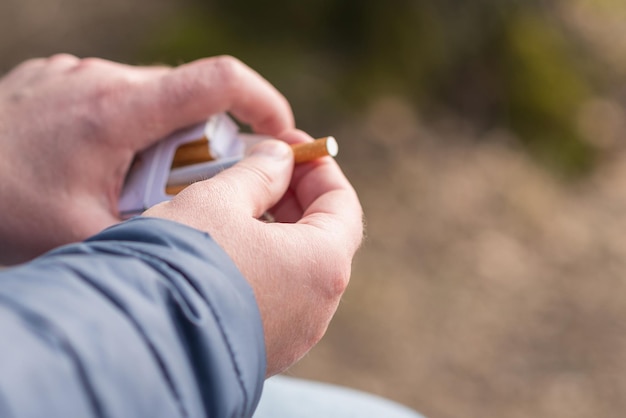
268,188 -> 303,223
269,130 -> 360,233
278,128 -> 343,196
42,54 -> 82,72
129,56 -> 295,147
292,160 -> 364,254
292,158 -> 351,210
0,54 -> 80,89
277,128 -> 314,146
206,139 -> 294,218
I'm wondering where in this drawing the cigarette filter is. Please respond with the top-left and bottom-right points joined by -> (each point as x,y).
292,136 -> 338,164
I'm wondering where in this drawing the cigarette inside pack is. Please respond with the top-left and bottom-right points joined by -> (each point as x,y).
170,137 -> 216,168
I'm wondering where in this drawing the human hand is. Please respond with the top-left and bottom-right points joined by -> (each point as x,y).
0,54 -> 293,264
144,135 -> 364,376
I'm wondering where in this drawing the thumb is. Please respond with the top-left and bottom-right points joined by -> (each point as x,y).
213,139 -> 294,218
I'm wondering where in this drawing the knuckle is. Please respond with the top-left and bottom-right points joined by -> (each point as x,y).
159,55 -> 250,114
211,54 -> 244,73
327,261 -> 351,298
310,241 -> 352,302
208,55 -> 245,91
72,57 -> 101,69
70,57 -> 122,76
47,53 -> 80,64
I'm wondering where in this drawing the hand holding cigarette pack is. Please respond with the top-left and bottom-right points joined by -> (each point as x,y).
118,113 -> 338,217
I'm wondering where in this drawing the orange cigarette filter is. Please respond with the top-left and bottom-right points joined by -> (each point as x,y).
292,136 -> 338,164
170,137 -> 214,168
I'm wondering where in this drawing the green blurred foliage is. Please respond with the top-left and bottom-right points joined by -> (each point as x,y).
140,0 -> 600,177
499,10 -> 596,176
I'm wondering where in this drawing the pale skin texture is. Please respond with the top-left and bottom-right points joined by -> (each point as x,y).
0,54 -> 364,376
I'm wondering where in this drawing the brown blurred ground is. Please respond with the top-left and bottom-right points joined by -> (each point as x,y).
2,1 -> 626,417
291,100 -> 626,418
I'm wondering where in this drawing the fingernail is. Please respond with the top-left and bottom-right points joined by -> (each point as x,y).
248,140 -> 292,160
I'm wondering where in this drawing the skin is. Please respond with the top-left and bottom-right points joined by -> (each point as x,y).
0,54 -> 364,376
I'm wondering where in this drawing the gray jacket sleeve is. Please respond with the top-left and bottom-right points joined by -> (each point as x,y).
0,217 -> 266,418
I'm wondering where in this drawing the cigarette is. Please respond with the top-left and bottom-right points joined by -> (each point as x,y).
165,136 -> 338,195
292,136 -> 338,164
170,137 -> 214,168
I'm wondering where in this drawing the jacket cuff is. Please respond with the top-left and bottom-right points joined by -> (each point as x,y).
83,217 -> 266,416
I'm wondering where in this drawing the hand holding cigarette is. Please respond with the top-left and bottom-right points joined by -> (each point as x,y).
144,130 -> 363,374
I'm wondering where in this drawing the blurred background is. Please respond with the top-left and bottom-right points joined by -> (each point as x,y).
2,0 -> 626,416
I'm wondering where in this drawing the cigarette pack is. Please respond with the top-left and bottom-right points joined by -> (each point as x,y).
118,113 -> 268,218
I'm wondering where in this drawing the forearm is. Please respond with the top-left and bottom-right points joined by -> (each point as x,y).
0,217 -> 265,417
